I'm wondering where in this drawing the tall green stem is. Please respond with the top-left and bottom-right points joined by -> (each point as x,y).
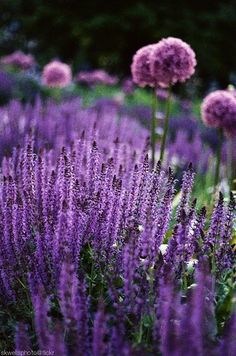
214,128 -> 223,192
159,87 -> 172,162
151,88 -> 157,168
227,136 -> 236,191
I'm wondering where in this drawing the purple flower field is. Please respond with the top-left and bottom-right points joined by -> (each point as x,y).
0,37 -> 235,355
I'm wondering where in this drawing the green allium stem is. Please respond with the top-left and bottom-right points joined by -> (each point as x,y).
227,136 -> 236,191
151,88 -> 157,168
214,128 -> 223,192
159,87 -> 172,163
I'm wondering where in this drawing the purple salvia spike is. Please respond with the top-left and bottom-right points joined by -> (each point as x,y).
49,322 -> 67,356
206,192 -> 224,246
220,309 -> 236,356
58,263 -> 89,354
152,183 -> 175,255
155,273 -> 180,356
176,162 -> 195,222
190,257 -> 216,354
15,322 -> 31,352
216,192 -> 236,271
92,303 -> 107,356
33,293 -> 51,349
192,206 -> 207,257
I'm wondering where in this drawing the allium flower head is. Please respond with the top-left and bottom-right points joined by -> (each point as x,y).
201,90 -> 236,130
1,51 -> 35,70
131,44 -> 156,87
150,37 -> 196,88
42,60 -> 72,88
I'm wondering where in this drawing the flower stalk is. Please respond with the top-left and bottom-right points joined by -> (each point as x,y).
159,88 -> 172,162
214,128 -> 223,192
151,88 -> 157,168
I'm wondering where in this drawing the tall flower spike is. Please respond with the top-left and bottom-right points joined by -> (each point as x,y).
15,323 -> 31,352
32,293 -> 51,349
92,303 -> 107,356
205,192 -> 225,264
176,163 -> 195,222
220,310 -> 236,356
58,263 -> 89,354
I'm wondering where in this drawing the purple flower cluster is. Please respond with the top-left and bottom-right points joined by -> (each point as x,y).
0,121 -> 234,352
150,37 -> 197,88
1,51 -> 36,70
131,38 -> 196,88
42,60 -> 72,88
75,69 -> 118,86
0,98 -> 148,161
201,90 -> 236,136
131,44 -> 156,87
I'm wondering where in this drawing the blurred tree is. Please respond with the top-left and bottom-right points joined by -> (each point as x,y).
0,0 -> 235,88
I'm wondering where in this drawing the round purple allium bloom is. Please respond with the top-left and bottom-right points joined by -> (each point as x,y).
131,44 -> 156,87
1,51 -> 36,70
201,90 -> 236,131
150,37 -> 196,88
42,60 -> 72,88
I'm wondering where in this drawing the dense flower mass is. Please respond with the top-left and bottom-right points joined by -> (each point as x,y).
0,51 -> 36,70
42,60 -> 72,88
0,98 -> 215,172
201,90 -> 236,131
0,134 -> 234,354
150,37 -> 196,87
0,97 -> 234,354
131,44 -> 156,87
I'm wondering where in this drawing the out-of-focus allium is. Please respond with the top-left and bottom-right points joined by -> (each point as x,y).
1,51 -> 36,70
150,37 -> 196,88
122,78 -> 135,95
131,44 -> 156,87
42,60 -> 72,88
181,99 -> 193,112
201,90 -> 236,130
156,88 -> 168,101
75,69 -> 118,86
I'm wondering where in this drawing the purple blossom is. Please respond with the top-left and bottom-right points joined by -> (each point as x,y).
15,323 -> 31,352
42,60 -> 72,88
92,304 -> 107,356
1,51 -> 36,70
131,44 -> 156,87
0,95 -> 234,353
150,37 -> 196,88
201,90 -> 236,129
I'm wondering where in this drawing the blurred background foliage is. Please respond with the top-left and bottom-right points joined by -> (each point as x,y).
0,0 -> 236,90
